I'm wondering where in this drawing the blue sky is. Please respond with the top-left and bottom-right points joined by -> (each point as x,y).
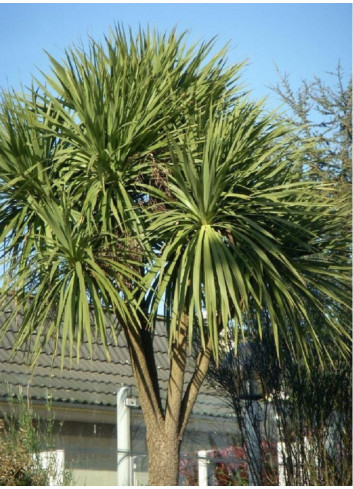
0,2 -> 351,110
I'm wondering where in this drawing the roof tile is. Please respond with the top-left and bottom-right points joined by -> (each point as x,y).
1,316 -> 232,418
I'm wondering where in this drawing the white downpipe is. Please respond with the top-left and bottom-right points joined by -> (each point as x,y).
274,404 -> 286,486
117,386 -> 131,486
198,450 -> 208,486
35,450 -> 65,486
277,441 -> 286,486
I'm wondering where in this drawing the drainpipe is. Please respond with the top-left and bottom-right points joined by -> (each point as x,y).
117,386 -> 131,486
198,450 -> 208,486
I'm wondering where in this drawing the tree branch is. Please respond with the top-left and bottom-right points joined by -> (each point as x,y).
165,313 -> 188,434
178,335 -> 212,439
121,320 -> 164,427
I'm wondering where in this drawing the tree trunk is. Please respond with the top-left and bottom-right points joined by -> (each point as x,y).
121,315 -> 212,486
147,430 -> 181,486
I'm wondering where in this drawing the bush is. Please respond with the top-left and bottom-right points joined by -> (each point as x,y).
0,393 -> 73,486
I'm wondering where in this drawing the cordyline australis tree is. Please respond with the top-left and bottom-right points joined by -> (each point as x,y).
0,26 -> 350,485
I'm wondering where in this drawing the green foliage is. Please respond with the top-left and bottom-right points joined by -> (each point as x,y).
143,102 -> 350,364
0,25 -> 350,370
0,393 -> 73,486
0,26 -> 242,364
272,64 -> 352,185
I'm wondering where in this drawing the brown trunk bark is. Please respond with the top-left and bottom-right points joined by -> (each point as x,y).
147,430 -> 181,486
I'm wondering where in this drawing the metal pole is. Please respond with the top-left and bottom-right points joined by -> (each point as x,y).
117,386 -> 131,486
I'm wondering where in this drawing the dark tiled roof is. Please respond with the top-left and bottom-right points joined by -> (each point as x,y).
0,311 -> 233,418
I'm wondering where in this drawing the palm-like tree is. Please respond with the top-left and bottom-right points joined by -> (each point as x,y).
0,27 -> 350,485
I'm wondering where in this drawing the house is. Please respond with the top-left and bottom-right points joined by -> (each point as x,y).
0,310 -> 245,486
